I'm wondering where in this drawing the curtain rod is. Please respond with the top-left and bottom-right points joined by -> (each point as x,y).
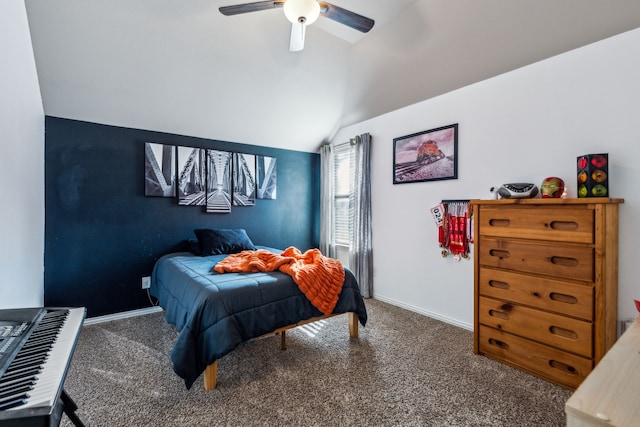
330,134 -> 361,148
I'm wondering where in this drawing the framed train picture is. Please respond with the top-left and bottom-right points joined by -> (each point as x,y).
393,123 -> 458,184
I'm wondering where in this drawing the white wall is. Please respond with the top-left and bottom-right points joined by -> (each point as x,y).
334,28 -> 640,329
0,1 -> 45,308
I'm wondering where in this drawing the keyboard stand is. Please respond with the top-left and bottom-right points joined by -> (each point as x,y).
60,389 -> 84,427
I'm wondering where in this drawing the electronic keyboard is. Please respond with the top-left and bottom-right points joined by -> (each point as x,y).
0,307 -> 85,426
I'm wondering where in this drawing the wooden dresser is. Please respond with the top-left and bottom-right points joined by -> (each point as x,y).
470,198 -> 623,389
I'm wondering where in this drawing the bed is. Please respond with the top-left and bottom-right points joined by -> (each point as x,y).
150,229 -> 368,391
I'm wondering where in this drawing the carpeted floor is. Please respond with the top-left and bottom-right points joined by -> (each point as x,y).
60,299 -> 571,426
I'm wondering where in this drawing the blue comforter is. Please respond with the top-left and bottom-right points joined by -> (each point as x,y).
150,247 -> 368,389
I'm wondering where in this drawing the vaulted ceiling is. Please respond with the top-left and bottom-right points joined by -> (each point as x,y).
25,0 -> 640,152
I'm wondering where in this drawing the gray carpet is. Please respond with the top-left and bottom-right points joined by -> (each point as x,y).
60,299 -> 571,426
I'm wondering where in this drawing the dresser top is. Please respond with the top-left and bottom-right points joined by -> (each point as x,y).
470,197 -> 624,206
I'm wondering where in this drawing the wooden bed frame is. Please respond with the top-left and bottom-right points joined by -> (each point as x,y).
203,311 -> 360,391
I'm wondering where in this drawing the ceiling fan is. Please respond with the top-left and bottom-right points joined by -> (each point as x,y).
219,0 -> 375,52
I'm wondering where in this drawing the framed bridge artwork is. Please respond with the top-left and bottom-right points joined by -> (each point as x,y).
177,146 -> 207,205
232,153 -> 256,206
144,142 -> 176,197
206,149 -> 233,213
393,123 -> 458,184
143,141 -> 277,213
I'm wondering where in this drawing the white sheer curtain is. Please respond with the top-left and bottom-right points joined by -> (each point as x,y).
319,134 -> 373,298
319,144 -> 337,258
349,133 -> 373,298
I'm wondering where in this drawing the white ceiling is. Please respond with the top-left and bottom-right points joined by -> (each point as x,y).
25,0 -> 640,153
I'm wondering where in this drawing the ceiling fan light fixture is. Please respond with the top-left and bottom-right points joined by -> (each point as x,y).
283,0 -> 320,26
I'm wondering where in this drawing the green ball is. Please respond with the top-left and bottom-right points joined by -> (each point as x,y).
578,185 -> 588,197
592,185 -> 608,197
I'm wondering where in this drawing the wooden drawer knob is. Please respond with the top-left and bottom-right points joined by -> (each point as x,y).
549,292 -> 578,304
488,219 -> 510,227
489,309 -> 509,320
549,325 -> 578,340
547,220 -> 579,231
488,280 -> 509,290
488,338 -> 509,350
549,256 -> 579,266
549,359 -> 578,375
489,249 -> 510,259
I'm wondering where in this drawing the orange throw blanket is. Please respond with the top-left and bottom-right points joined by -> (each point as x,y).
214,247 -> 345,315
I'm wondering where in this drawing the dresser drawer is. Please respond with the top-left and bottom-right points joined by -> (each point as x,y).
478,268 -> 594,321
478,296 -> 593,357
478,325 -> 592,389
478,238 -> 594,282
477,206 -> 594,243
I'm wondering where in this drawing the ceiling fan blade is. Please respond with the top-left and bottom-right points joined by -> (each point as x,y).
289,23 -> 305,52
219,1 -> 284,16
319,2 -> 374,33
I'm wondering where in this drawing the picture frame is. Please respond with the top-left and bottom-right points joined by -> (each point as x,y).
232,153 -> 256,206
256,155 -> 277,200
144,142 -> 176,197
177,146 -> 207,205
393,123 -> 458,184
205,149 -> 232,213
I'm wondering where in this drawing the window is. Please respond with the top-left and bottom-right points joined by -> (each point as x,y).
332,142 -> 355,247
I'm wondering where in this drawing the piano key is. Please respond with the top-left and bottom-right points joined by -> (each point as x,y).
1,365 -> 42,382
0,382 -> 33,400
3,353 -> 48,371
0,395 -> 29,411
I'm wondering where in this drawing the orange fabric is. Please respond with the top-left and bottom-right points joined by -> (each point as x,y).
214,247 -> 345,315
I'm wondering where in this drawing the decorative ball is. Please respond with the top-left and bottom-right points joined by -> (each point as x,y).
540,177 -> 565,198
591,184 -> 608,197
578,185 -> 588,198
578,171 -> 588,184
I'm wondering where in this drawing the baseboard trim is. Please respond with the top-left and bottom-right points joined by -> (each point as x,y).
372,294 -> 473,331
84,306 -> 163,326
83,299 -> 471,330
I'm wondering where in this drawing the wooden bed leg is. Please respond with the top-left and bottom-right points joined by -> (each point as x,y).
280,330 -> 287,350
203,360 -> 218,391
348,312 -> 359,338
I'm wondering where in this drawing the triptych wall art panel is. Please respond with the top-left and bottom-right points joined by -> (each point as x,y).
232,153 -> 256,206
256,155 -> 277,200
144,142 -> 176,197
206,150 -> 232,213
177,146 -> 207,206
144,142 -> 277,213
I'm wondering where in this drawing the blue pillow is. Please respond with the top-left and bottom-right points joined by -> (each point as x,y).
187,239 -> 202,256
194,228 -> 257,256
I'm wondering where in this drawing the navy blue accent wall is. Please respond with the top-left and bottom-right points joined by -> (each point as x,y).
44,117 -> 320,317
